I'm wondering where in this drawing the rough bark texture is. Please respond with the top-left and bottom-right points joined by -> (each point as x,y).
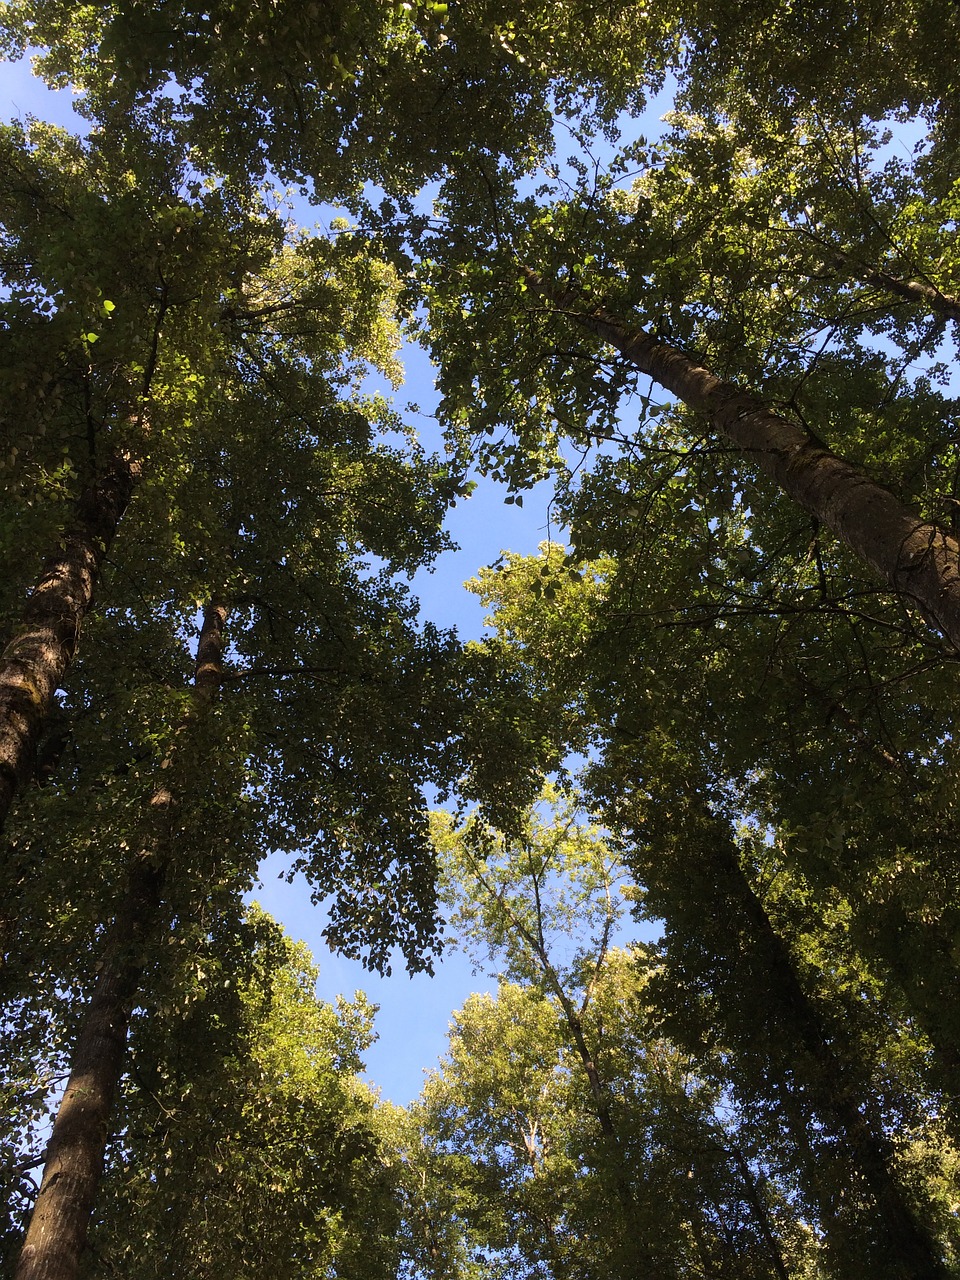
527,271 -> 960,652
0,452 -> 141,830
194,601 -> 229,702
13,859 -> 164,1280
14,601 -> 228,1280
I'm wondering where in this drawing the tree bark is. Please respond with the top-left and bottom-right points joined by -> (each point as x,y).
14,600 -> 228,1280
12,857 -> 164,1280
525,270 -> 960,653
0,452 -> 141,830
838,255 -> 960,324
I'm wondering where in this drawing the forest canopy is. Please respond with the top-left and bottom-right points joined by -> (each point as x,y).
1,1 -> 960,1277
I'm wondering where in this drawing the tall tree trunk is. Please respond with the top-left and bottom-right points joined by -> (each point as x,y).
0,452 -> 141,830
14,600 -> 228,1280
559,999 -> 663,1276
727,851 -> 946,1279
12,856 -> 164,1280
525,270 -> 960,652
649,805 -> 949,1280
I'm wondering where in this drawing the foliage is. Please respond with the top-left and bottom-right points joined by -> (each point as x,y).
4,1 -> 960,1276
80,905 -> 394,1280
414,794 -> 826,1279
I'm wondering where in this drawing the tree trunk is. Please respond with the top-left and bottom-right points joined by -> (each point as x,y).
525,270 -> 960,653
550,982 -> 669,1279
836,254 -> 960,324
13,857 -> 164,1280
701,831 -> 948,1279
14,600 -> 228,1280
485,870 -> 665,1278
0,452 -> 141,830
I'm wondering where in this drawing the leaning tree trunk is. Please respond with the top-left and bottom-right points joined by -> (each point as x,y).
833,252 -> 960,324
719,843 -> 948,1279
0,451 -> 141,831
644,794 -> 949,1280
728,1144 -> 791,1280
557,999 -> 666,1280
14,600 -> 228,1280
525,270 -> 960,653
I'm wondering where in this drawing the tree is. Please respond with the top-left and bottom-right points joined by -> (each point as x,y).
4,3 -> 960,1275
0,105 -> 462,1272
84,906 -> 395,1280
0,99 -> 464,944
524,266 -> 960,651
426,792 -> 816,1280
464,553 -> 960,1277
14,599 -> 229,1280
418,65 -> 960,1152
0,0 -> 675,199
